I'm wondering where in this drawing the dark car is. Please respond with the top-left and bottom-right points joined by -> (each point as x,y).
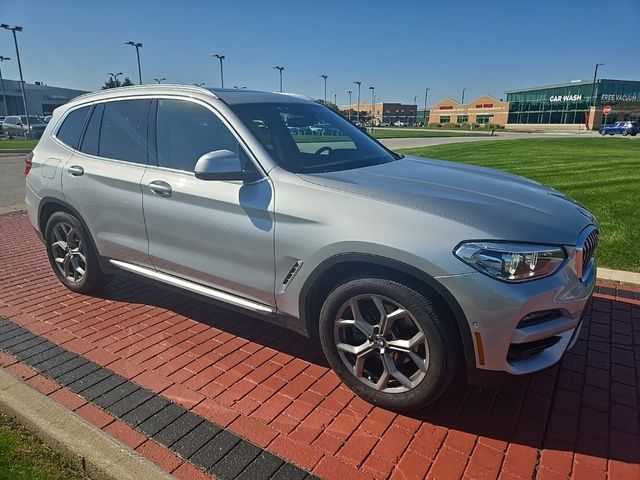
599,121 -> 639,136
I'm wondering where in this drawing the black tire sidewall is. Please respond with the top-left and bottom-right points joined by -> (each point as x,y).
319,278 -> 458,411
45,212 -> 103,293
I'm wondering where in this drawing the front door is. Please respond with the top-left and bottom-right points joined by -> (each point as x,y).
141,98 -> 275,306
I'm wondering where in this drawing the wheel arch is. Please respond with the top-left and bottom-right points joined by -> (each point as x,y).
299,253 -> 476,369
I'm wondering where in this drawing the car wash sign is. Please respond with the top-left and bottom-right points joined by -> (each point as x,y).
549,94 -> 583,103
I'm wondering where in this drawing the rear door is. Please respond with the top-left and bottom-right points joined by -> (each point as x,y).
61,98 -> 153,267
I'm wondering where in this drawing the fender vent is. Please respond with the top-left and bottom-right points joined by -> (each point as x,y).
282,260 -> 303,291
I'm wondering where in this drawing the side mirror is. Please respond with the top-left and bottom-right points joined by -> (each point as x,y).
194,150 -> 260,182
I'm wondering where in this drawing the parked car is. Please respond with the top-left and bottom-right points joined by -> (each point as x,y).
2,115 -> 47,139
393,121 -> 406,127
599,121 -> 639,136
26,85 -> 598,410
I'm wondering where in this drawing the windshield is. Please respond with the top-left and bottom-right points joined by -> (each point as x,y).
230,102 -> 397,173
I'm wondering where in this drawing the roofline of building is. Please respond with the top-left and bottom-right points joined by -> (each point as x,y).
504,78 -> 639,94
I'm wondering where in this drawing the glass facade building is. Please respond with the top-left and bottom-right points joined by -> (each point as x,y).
506,79 -> 640,126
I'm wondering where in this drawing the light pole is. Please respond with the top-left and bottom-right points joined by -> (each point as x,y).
273,65 -> 284,92
1,24 -> 29,131
423,88 -> 431,126
461,88 -> 466,104
0,56 -> 9,116
212,54 -> 225,88
153,77 -> 166,84
233,85 -> 247,89
320,74 -> 328,104
368,86 -> 375,126
333,93 -> 337,107
590,63 -> 604,107
193,82 -> 205,87
353,81 -> 362,123
125,41 -> 143,84
346,90 -> 352,120
107,72 -> 123,85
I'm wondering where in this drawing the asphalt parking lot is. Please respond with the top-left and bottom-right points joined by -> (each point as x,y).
0,212 -> 638,479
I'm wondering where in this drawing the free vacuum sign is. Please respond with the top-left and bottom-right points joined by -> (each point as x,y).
600,93 -> 638,103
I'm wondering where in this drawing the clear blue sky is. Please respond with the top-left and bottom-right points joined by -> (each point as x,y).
1,0 -> 639,106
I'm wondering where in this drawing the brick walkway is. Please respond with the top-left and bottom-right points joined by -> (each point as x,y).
0,212 -> 638,479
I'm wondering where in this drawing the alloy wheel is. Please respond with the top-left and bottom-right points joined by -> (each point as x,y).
50,221 -> 87,283
333,294 -> 429,393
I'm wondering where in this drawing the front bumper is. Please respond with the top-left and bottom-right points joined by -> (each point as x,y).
438,254 -> 595,377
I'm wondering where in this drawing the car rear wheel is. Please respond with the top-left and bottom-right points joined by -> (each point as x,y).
622,130 -> 628,136
45,212 -> 111,293
319,278 -> 460,410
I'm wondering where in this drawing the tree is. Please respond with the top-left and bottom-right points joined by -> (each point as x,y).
316,99 -> 340,113
101,76 -> 135,89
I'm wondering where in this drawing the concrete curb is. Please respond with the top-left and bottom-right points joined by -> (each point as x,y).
597,267 -> 640,287
0,368 -> 174,480
0,149 -> 31,154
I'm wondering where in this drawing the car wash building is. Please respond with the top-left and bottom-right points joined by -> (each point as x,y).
505,79 -> 640,131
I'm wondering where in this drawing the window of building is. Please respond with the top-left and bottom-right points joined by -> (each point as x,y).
456,115 -> 469,124
439,116 -> 451,124
476,114 -> 493,124
56,106 -> 91,149
156,99 -> 238,172
99,100 -> 151,164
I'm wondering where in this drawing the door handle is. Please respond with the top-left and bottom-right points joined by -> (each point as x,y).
67,165 -> 84,177
148,180 -> 172,197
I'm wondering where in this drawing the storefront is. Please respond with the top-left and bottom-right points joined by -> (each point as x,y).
506,79 -> 640,130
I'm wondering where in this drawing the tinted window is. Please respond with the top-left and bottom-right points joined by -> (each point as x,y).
4,117 -> 17,125
56,106 -> 90,149
156,99 -> 238,172
99,99 -> 150,164
80,103 -> 104,156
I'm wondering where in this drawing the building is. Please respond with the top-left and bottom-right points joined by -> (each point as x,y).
428,95 -> 509,126
339,102 -> 418,125
506,79 -> 640,130
0,79 -> 87,116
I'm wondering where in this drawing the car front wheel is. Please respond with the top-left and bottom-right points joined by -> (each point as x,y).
319,278 -> 461,410
45,212 -> 111,293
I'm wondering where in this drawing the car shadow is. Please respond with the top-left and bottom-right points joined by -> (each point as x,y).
94,279 -> 639,465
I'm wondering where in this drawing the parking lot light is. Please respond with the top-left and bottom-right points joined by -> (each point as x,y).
353,81 -> 362,123
590,63 -> 604,108
124,41 -> 143,85
0,56 -> 9,116
320,74 -> 328,104
153,77 -> 166,84
273,66 -> 284,92
1,24 -> 30,131
369,86 -> 375,126
346,90 -> 352,120
423,88 -> 431,126
212,54 -> 225,88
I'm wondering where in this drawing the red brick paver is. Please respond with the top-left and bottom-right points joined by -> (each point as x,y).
1,212 -> 639,479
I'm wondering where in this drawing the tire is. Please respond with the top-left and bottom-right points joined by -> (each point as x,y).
45,212 -> 111,293
622,130 -> 628,136
318,278 -> 461,411
599,130 -> 605,136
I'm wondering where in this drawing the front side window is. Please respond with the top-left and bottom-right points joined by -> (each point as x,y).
155,99 -> 238,172
231,102 -> 396,173
56,106 -> 91,149
98,99 -> 151,164
80,103 -> 104,156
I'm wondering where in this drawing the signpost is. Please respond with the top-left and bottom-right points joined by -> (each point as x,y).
601,105 -> 611,134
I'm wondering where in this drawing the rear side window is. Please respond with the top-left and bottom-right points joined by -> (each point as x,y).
155,99 -> 238,172
56,106 -> 90,149
80,103 -> 104,156
98,99 -> 151,164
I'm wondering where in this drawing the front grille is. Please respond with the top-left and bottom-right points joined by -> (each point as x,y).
507,336 -> 561,362
582,229 -> 599,271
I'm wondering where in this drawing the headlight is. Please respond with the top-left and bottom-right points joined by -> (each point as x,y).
454,242 -> 566,282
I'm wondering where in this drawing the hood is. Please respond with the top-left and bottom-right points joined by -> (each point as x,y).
299,156 -> 596,245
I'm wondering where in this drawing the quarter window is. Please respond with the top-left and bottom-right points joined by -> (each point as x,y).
56,106 -> 90,149
155,99 -> 238,172
98,99 -> 151,164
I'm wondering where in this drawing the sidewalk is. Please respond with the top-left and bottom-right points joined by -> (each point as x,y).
0,212 -> 638,479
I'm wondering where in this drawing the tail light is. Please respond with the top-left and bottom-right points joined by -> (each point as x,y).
24,152 -> 34,176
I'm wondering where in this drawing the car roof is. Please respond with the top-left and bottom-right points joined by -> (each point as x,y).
65,84 -> 314,110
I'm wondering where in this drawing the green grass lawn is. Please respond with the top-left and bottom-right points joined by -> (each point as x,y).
399,138 -> 640,272
371,128 -> 488,139
0,412 -> 87,480
0,139 -> 39,150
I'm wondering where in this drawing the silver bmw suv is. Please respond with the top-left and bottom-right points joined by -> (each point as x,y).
25,85 -> 598,410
